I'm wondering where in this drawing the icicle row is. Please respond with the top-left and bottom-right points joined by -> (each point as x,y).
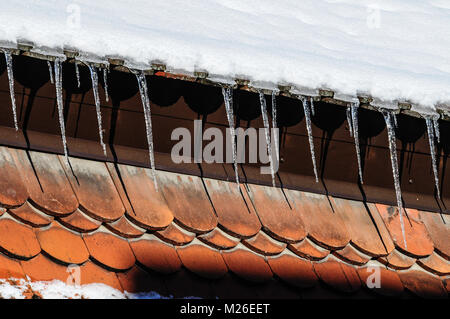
136,71 -> 158,190
3,50 -> 18,131
382,110 -> 407,249
103,68 -> 109,102
47,61 -> 54,84
425,117 -> 441,198
259,91 -> 275,187
302,97 -> 319,182
54,58 -> 69,165
222,87 -> 240,189
351,102 -> 363,184
271,91 -> 280,163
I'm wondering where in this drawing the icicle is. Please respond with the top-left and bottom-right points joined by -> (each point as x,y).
302,97 -> 319,182
425,117 -> 441,199
103,67 -> 109,102
393,113 -> 398,128
74,62 -> 81,88
3,49 -> 18,131
351,102 -> 363,184
47,61 -> 54,84
433,116 -> 440,143
222,86 -> 240,189
259,91 -> 275,187
136,71 -> 158,190
310,97 -> 315,117
271,91 -> 280,163
346,106 -> 353,137
54,58 -> 69,165
86,64 -> 107,156
382,110 -> 407,249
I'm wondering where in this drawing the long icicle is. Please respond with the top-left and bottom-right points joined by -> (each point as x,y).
382,110 -> 407,249
3,50 -> 18,130
346,106 -> 353,137
47,61 -> 54,84
302,97 -> 319,182
310,97 -> 315,117
136,71 -> 158,190
433,116 -> 440,143
86,64 -> 107,156
271,91 -> 280,163
351,101 -> 363,184
222,87 -> 239,189
103,67 -> 109,102
259,91 -> 275,187
54,58 -> 69,165
425,116 -> 441,198
74,62 -> 81,88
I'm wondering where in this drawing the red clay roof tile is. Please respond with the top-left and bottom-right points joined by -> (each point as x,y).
333,244 -> 372,266
116,164 -> 173,230
105,215 -> 146,238
159,171 -> 217,233
443,277 -> 449,294
78,261 -> 123,291
288,237 -> 330,260
313,256 -> 361,293
36,222 -> 89,265
243,231 -> 287,256
62,157 -> 125,222
0,252 -> 26,279
204,179 -> 261,238
357,261 -> 404,297
8,201 -> 53,227
247,184 -> 306,243
417,252 -> 450,276
117,266 -> 168,295
83,227 -> 135,271
376,204 -> 434,258
176,240 -> 228,279
21,254 -> 68,282
154,222 -> 195,246
267,251 -> 318,288
58,208 -> 101,233
398,266 -> 448,298
129,234 -> 181,274
378,249 -> 416,270
419,210 -> 450,260
198,228 -> 239,250
0,216 -> 41,259
0,147 -> 28,207
222,244 -> 273,283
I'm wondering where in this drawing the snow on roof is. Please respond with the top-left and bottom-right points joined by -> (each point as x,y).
1,0 -> 450,112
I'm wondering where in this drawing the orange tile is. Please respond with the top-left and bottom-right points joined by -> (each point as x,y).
61,157 -> 125,222
198,228 -> 239,250
243,231 -> 286,256
417,252 -> 450,276
0,216 -> 41,259
287,189 -> 350,249
375,204 -> 434,258
83,227 -> 135,271
398,266 -> 448,298
357,261 -> 404,297
246,184 -> 306,243
21,254 -> 68,282
176,240 -> 228,279
378,249 -> 416,270
288,237 -> 329,260
267,252 -> 318,288
443,277 -> 449,294
116,164 -> 173,230
130,234 -> 181,274
8,201 -> 53,227
222,244 -> 273,283
0,252 -> 26,279
419,211 -> 450,260
0,147 -> 28,207
36,222 -> 89,265
79,261 -> 123,291
117,266 -> 168,295
204,179 -> 261,238
313,256 -> 361,293
159,171 -> 217,233
58,208 -> 101,233
105,215 -> 145,238
154,222 -> 195,245
333,244 -> 371,266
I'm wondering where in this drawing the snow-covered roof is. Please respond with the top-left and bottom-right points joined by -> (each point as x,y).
1,0 -> 450,113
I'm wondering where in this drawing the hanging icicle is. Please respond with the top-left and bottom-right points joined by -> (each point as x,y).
271,90 -> 280,163
346,106 -> 353,137
2,49 -> 18,131
54,58 -> 69,165
382,110 -> 407,249
222,86 -> 240,189
103,67 -> 109,103
136,71 -> 158,190
86,63 -> 107,156
351,101 -> 363,184
425,116 -> 441,199
47,61 -> 54,84
259,91 -> 275,187
302,97 -> 319,182
433,116 -> 440,143
74,62 -> 81,88
310,97 -> 315,117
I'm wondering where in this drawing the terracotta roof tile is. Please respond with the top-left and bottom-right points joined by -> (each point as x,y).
222,244 -> 273,283
129,234 -> 181,274
198,228 -> 239,250
419,210 -> 450,260
443,277 -> 449,294
0,147 -> 28,207
79,261 -> 123,291
204,179 -> 261,238
117,266 -> 168,295
333,244 -> 372,266
36,222 -> 89,265
376,204 -> 434,258
159,171 -> 217,233
8,201 -> 53,227
247,184 -> 306,243
378,249 -> 416,270
313,256 -> 361,293
0,252 -> 26,279
105,215 -> 146,238
357,261 -> 404,297
83,227 -> 135,271
398,265 -> 448,298
288,237 -> 329,260
417,252 -> 450,276
62,157 -> 125,222
287,190 -> 350,249
176,239 -> 228,279
267,251 -> 318,288
243,231 -> 287,256
58,208 -> 101,233
116,164 -> 173,230
21,254 -> 68,282
154,222 -> 195,246
0,216 -> 41,259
